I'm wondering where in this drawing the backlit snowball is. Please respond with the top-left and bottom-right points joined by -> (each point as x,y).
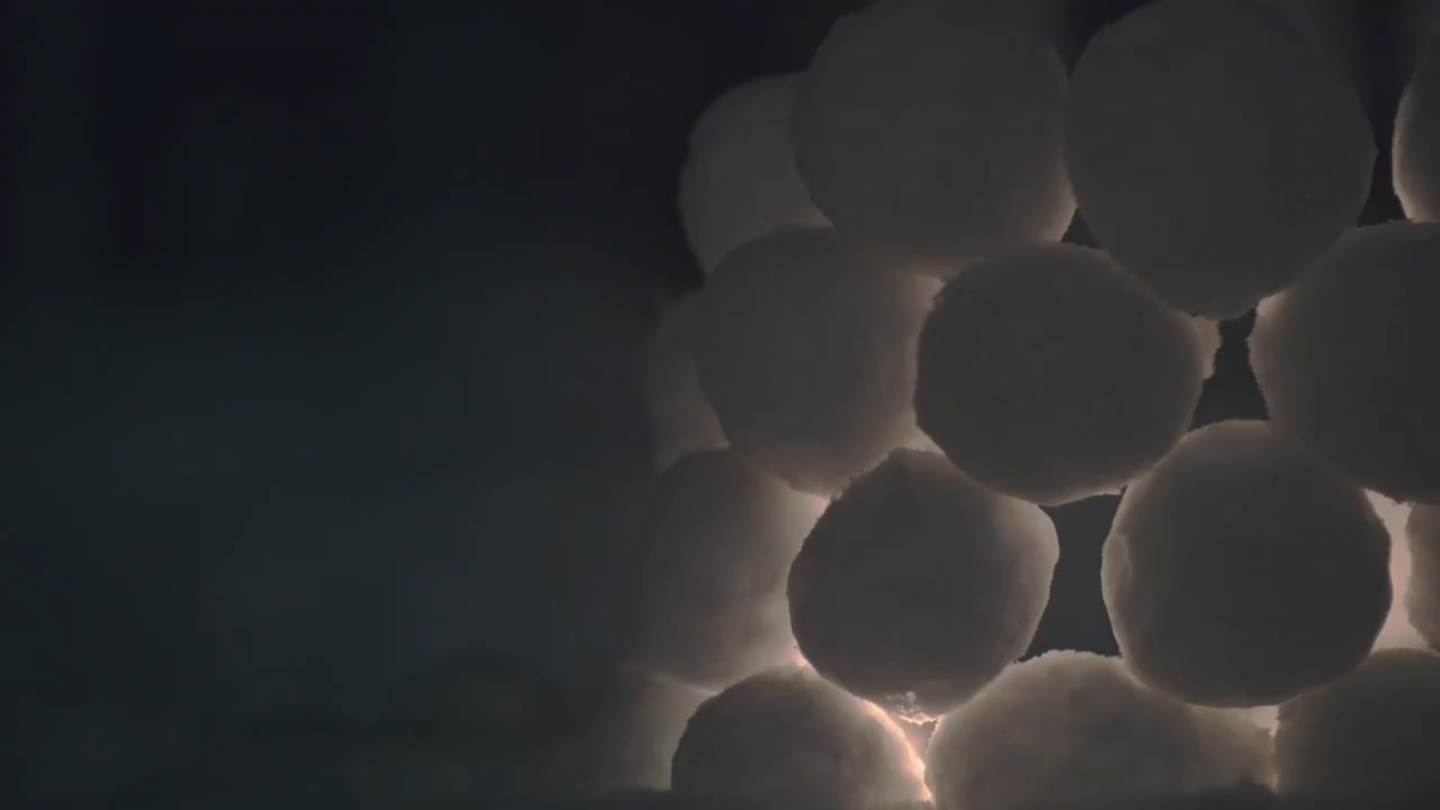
672,667 -> 927,810
630,449 -> 824,690
685,227 -> 940,495
1395,41 -> 1440,223
914,243 -> 1205,506
926,652 -> 1271,810
1274,648 -> 1440,799
789,0 -> 1073,267
1064,0 -> 1375,317
1249,222 -> 1440,504
678,74 -> 830,274
1102,421 -> 1392,707
538,667 -> 714,796
640,295 -> 728,473
787,449 -> 1059,713
1405,506 -> 1440,652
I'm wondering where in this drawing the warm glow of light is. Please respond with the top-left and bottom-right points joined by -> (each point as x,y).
790,653 -> 931,800
1367,491 -> 1426,651
859,697 -> 933,802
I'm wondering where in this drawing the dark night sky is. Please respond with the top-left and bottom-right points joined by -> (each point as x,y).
2,0 -> 1435,785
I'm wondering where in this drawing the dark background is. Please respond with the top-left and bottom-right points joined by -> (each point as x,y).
2,0 -> 1435,797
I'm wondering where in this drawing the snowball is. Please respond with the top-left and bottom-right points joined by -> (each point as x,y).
678,74 -> 830,274
913,243 -> 1205,506
787,449 -> 1059,713
1249,222 -> 1440,504
630,449 -> 825,690
1405,505 -> 1440,653
671,667 -> 927,810
1395,40 -> 1440,223
1102,420 -> 1392,707
1064,0 -> 1375,317
789,0 -> 1073,268
926,652 -> 1271,810
640,295 -> 728,473
538,667 -> 715,796
685,227 -> 940,495
1273,648 -> 1440,799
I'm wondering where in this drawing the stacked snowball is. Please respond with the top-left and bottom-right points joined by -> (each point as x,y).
609,0 -> 1440,807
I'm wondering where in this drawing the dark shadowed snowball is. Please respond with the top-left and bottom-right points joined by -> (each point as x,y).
1405,506 -> 1440,653
640,295 -> 728,473
1274,648 -> 1440,799
1395,41 -> 1440,223
926,652 -> 1271,810
1250,222 -> 1440,504
672,667 -> 927,810
686,227 -> 941,495
787,450 -> 1059,713
630,449 -> 825,690
914,243 -> 1205,506
678,74 -> 830,274
538,667 -> 715,796
1102,421 -> 1392,707
1064,0 -> 1375,317
789,0 -> 1073,267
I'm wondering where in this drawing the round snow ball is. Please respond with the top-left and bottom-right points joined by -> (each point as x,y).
787,449 -> 1059,713
926,651 -> 1271,810
1274,648 -> 1440,799
1064,0 -> 1375,318
1102,420 -> 1393,707
1395,41 -> 1440,223
686,227 -> 940,495
914,243 -> 1205,506
1249,221 -> 1440,504
1405,506 -> 1440,653
789,0 -> 1073,267
678,74 -> 830,274
630,449 -> 824,691
671,667 -> 927,810
640,295 -> 728,473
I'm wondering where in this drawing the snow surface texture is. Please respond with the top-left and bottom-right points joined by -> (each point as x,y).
1064,0 -> 1375,318
914,243 -> 1205,506
685,227 -> 941,495
671,666 -> 927,810
1395,39 -> 1440,223
1404,506 -> 1440,653
537,667 -> 715,797
629,449 -> 824,691
639,295 -> 728,473
787,449 -> 1058,714
1274,648 -> 1440,799
1250,222 -> 1440,504
789,0 -> 1074,270
925,651 -> 1271,810
678,73 -> 830,275
1103,421 -> 1392,707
